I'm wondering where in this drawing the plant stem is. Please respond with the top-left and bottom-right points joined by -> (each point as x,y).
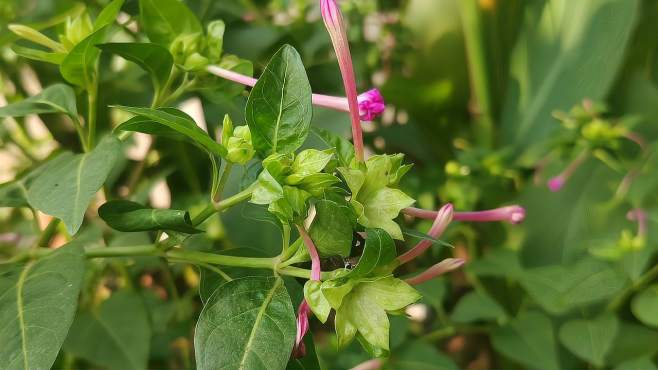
166,249 -> 276,269
86,76 -> 99,149
72,117 -> 89,152
35,219 -> 61,248
192,186 -> 254,226
608,263 -> 658,311
460,0 -> 494,149
213,162 -> 233,203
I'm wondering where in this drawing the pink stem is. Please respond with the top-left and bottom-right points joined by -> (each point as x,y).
405,258 -> 465,285
206,65 -> 351,113
297,225 -> 321,281
404,205 -> 526,225
624,131 -> 648,152
321,0 -> 364,162
292,225 -> 322,358
548,150 -> 589,192
398,204 -> 454,265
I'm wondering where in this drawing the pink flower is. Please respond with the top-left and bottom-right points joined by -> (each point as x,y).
547,176 -> 565,192
357,89 -> 386,121
546,150 -> 589,192
321,0 -> 364,162
404,205 -> 526,225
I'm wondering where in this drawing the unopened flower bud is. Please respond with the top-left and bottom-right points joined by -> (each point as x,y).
357,89 -> 385,121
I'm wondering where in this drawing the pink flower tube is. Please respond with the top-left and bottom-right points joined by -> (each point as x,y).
405,258 -> 466,285
292,225 -> 322,358
320,0 -> 365,161
398,204 -> 454,265
205,65 -> 385,122
404,205 -> 526,225
547,150 -> 589,192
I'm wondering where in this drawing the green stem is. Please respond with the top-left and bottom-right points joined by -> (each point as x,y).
35,219 -> 61,248
166,249 -> 276,269
192,186 -> 254,226
213,162 -> 233,203
460,0 -> 494,149
608,263 -> 658,311
72,117 -> 89,152
86,76 -> 99,149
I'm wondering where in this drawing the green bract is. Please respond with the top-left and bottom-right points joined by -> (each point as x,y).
221,115 -> 256,165
339,154 -> 415,240
251,150 -> 340,223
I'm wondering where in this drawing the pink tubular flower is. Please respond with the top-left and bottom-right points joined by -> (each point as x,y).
205,65 -> 385,121
293,225 -> 322,358
404,205 -> 526,225
547,150 -> 589,192
398,204 -> 454,265
405,258 -> 466,285
321,0 -> 365,161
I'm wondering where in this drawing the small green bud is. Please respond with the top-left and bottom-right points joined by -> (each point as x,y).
206,20 -> 225,62
170,32 -> 205,67
221,114 -> 234,145
62,13 -> 93,50
226,125 -> 255,165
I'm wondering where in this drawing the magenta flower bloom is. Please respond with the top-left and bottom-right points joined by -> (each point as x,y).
321,0 -> 365,161
547,176 -> 565,192
357,89 -> 386,121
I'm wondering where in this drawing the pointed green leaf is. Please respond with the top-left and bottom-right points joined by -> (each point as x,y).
631,285 -> 658,328
195,276 -> 296,370
246,45 -> 312,156
0,84 -> 77,118
99,200 -> 201,233
309,198 -> 354,257
558,314 -> 618,367
312,127 -> 355,167
97,43 -> 173,93
10,45 -> 66,64
0,242 -> 85,370
491,311 -> 560,370
304,280 -> 331,323
93,0 -> 125,31
27,136 -> 122,234
64,291 -> 151,370
115,106 -> 227,157
451,291 -> 507,323
0,153 -> 74,208
139,0 -> 202,45
60,26 -> 109,87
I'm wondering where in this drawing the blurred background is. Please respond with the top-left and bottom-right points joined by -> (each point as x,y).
2,0 -> 658,369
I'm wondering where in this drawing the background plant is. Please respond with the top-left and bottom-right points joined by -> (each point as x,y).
1,1 -> 658,370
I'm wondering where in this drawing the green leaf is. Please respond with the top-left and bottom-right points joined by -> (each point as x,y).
607,323 -> 658,365
139,0 -> 202,45
251,169 -> 284,205
0,83 -> 77,118
631,285 -> 658,328
491,311 -> 560,370
115,106 -> 227,157
558,314 -> 618,367
0,153 -> 74,208
450,291 -> 507,323
292,149 -> 333,177
349,228 -> 397,278
94,0 -> 125,30
195,276 -> 296,370
312,127 -> 355,167
64,291 -> 151,370
246,44 -> 313,157
27,136 -> 122,234
387,340 -> 460,370
614,356 -> 658,370
97,43 -> 173,93
358,187 -> 415,240
309,198 -> 355,257
11,45 -> 66,64
99,200 -> 201,233
520,257 -> 628,314
0,242 -> 85,370
60,26 -> 108,87
304,280 -> 331,323
502,0 -> 640,155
